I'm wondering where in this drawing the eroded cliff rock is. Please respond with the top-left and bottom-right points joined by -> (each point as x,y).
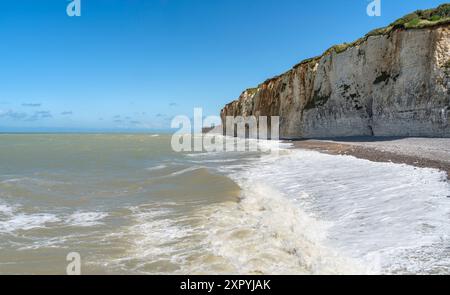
221,5 -> 450,138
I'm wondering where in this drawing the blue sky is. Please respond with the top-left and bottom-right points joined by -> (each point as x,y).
0,0 -> 448,131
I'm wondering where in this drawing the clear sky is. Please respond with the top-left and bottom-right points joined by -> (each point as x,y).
0,0 -> 448,131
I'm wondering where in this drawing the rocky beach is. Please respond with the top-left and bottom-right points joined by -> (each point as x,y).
291,137 -> 450,179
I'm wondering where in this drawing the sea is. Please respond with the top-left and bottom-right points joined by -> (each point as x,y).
0,133 -> 449,274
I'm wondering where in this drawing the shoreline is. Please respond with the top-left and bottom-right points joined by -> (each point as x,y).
289,137 -> 450,180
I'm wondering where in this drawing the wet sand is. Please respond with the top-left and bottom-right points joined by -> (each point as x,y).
291,137 -> 450,179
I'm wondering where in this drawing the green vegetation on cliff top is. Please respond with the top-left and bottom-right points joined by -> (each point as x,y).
243,4 -> 450,95
323,4 -> 450,57
390,4 -> 450,28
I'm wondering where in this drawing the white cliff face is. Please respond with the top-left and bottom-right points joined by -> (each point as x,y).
221,25 -> 450,138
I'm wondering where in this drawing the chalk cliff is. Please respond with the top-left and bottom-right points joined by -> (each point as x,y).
220,5 -> 450,138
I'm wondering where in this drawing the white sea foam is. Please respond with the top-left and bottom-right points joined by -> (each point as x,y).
0,207 -> 108,233
118,183 -> 364,274
145,165 -> 167,171
0,202 -> 16,216
65,211 -> 108,227
189,159 -> 238,164
105,205 -> 201,273
186,135 -> 291,156
0,213 -> 60,233
170,166 -> 204,176
193,183 -> 365,274
0,178 -> 26,184
226,149 -> 450,274
16,236 -> 72,251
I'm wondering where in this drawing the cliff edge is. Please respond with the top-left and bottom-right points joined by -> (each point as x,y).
220,4 -> 450,138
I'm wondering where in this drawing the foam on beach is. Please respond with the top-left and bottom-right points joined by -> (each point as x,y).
224,148 -> 450,274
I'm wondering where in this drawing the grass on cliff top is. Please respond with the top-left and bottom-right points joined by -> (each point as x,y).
390,4 -> 450,28
326,4 -> 450,56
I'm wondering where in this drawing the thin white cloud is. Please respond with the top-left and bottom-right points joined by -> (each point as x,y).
22,103 -> 42,107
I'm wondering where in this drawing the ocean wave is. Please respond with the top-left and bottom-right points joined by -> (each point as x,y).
189,159 -> 238,164
65,211 -> 108,227
0,205 -> 109,234
0,202 -> 16,216
170,166 -> 205,176
195,182 -> 364,274
227,149 -> 450,274
0,213 -> 60,233
113,182 -> 363,274
0,178 -> 25,184
101,205 -> 199,274
145,164 -> 168,171
16,236 -> 73,251
0,176 -> 66,188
